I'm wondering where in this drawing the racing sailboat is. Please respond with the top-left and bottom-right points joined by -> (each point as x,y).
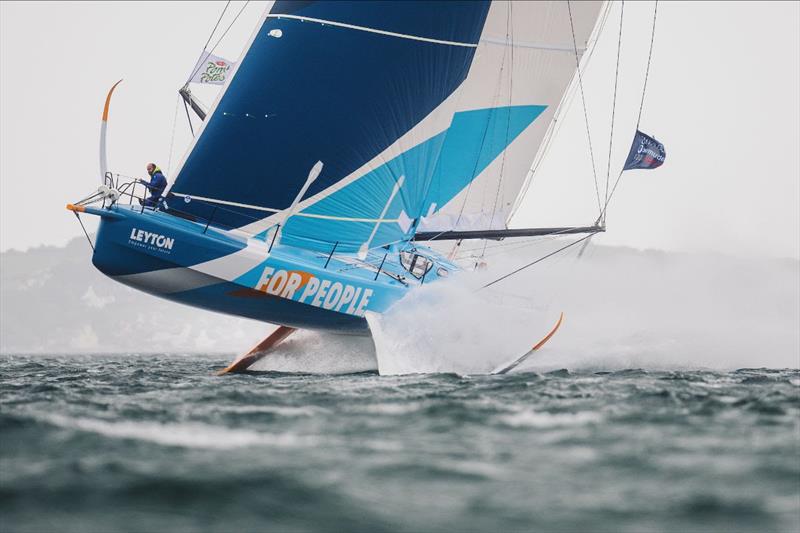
68,1 -> 612,372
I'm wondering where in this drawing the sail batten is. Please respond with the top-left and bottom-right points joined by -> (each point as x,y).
266,14 -> 480,48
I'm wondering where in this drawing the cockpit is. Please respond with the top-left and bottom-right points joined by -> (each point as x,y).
399,250 -> 432,279
399,248 -> 450,282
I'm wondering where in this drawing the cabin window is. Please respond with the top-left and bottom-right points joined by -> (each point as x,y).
400,251 -> 433,279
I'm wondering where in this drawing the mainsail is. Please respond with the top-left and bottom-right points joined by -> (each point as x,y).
168,1 -> 603,254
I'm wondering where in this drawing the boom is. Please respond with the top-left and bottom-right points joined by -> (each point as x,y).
414,225 -> 605,242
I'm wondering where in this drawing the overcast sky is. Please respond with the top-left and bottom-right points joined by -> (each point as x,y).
1,1 -> 798,259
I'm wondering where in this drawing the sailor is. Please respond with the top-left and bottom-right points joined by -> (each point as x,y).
139,163 -> 168,207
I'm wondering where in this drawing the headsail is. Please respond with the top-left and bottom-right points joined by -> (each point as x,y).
417,1 -> 605,233
99,79 -> 123,183
168,0 -> 491,253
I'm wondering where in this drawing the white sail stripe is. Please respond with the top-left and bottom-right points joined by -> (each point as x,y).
170,193 -> 281,213
237,87 -> 464,235
114,267 -> 221,294
298,213 -> 399,223
431,0 -> 606,230
191,239 -> 270,282
267,14 -> 479,48
171,192 -> 397,224
509,0 -> 613,221
480,36 -> 584,53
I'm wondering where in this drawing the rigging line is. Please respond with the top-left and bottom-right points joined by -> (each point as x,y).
449,2 -> 515,235
482,237 -> 575,265
452,91 -> 499,228
602,0 -> 625,223
456,240 -> 540,258
512,2 -> 613,220
203,1 -> 231,52
460,231 -> 590,261
428,3 -> 512,252
186,1 -> 250,86
456,232 -> 567,256
206,2 -> 250,62
73,213 -> 95,252
393,3 -> 475,249
635,0 -> 658,129
185,0 -> 231,85
600,0 -> 658,222
457,238 -> 563,260
567,0 -> 603,216
459,239 -> 547,260
478,233 -> 594,290
482,2 -> 516,259
423,49 -> 505,246
182,97 -> 195,137
166,95 -> 180,176
75,189 -> 107,206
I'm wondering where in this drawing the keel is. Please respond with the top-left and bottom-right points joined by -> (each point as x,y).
491,312 -> 564,375
217,325 -> 297,375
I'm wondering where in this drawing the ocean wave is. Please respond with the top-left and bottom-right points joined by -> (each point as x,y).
216,404 -> 326,417
29,412 -> 320,450
498,409 -> 603,429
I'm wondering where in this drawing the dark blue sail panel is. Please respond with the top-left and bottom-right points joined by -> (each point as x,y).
170,2 -> 490,231
270,1 -> 491,44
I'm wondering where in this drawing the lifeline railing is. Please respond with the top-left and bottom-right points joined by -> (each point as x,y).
97,173 -> 441,285
103,172 -> 262,228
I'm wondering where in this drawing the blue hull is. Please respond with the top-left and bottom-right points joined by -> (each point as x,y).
87,205 -> 457,335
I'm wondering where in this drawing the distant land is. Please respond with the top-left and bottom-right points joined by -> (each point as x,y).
1,237 -> 798,370
0,237 -> 265,354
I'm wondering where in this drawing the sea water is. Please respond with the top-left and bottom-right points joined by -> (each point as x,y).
2,353 -> 798,532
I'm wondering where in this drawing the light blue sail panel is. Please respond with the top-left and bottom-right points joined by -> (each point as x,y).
280,105 -> 547,253
169,1 -> 490,231
280,128 -> 448,252
422,105 -> 547,219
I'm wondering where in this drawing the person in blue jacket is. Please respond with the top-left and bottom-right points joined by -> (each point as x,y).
138,163 -> 168,207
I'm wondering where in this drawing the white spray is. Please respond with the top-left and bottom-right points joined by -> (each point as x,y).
252,242 -> 799,374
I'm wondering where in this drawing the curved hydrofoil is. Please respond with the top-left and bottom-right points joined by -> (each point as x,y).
491,313 -> 564,375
